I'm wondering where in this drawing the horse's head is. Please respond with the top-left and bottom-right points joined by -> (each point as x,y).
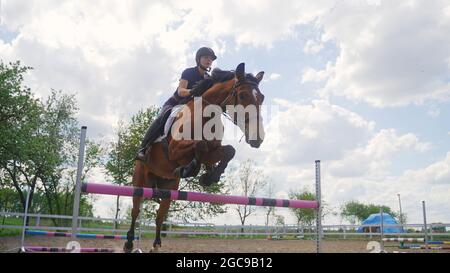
231,63 -> 265,148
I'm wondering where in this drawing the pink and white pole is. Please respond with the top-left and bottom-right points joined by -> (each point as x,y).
81,183 -> 319,209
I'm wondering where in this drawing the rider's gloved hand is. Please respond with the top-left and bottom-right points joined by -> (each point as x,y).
189,88 -> 200,97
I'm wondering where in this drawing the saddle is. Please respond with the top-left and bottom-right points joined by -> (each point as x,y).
155,105 -> 183,144
153,105 -> 183,160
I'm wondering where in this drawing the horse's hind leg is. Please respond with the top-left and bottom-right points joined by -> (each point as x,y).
150,198 -> 172,253
150,178 -> 179,253
123,196 -> 142,253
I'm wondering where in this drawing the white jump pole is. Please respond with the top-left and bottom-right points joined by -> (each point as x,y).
20,186 -> 32,250
380,207 -> 385,252
315,160 -> 322,253
71,126 -> 87,238
422,201 -> 428,251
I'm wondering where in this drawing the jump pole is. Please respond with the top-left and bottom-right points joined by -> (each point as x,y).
24,230 -> 139,240
22,246 -> 117,253
81,183 -> 319,209
380,207 -> 385,252
20,186 -> 32,250
71,126 -> 87,238
422,201 -> 429,251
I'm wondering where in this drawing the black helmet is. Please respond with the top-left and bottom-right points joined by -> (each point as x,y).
195,47 -> 217,65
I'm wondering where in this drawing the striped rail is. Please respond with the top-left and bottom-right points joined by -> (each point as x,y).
82,183 -> 319,209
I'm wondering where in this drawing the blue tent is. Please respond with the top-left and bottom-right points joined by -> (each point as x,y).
357,213 -> 403,233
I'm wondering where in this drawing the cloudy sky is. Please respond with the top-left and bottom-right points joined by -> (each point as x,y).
1,0 -> 449,226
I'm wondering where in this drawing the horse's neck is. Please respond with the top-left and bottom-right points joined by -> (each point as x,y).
201,80 -> 235,106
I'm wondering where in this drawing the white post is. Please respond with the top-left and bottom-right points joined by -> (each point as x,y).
430,223 -> 434,242
315,160 -> 322,253
71,126 -> 87,238
20,187 -> 32,250
422,201 -> 428,251
380,207 -> 385,252
397,193 -> 403,232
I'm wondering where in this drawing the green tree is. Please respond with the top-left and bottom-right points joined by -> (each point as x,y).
341,201 -> 395,224
0,61 -> 41,211
289,189 -> 317,231
0,61 -> 99,225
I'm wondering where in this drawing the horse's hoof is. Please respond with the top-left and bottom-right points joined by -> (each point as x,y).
150,245 -> 160,253
132,248 -> 143,253
123,242 -> 133,253
173,167 -> 182,178
210,172 -> 221,183
199,174 -> 212,188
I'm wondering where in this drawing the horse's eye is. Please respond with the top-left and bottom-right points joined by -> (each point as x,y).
239,92 -> 247,100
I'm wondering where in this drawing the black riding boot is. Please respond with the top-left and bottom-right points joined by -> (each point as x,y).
136,118 -> 163,161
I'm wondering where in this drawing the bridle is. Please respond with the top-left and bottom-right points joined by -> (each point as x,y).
200,80 -> 260,126
198,82 -> 238,125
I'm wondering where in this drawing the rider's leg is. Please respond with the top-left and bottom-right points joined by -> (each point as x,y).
136,108 -> 172,160
136,119 -> 163,159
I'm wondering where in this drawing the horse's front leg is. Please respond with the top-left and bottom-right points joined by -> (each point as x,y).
200,145 -> 236,186
171,140 -> 208,178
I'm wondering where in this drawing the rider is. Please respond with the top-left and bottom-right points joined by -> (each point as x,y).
136,47 -> 217,161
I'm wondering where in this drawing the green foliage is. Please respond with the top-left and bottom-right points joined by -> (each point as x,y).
106,107 -> 160,183
341,201 -> 396,224
0,60 -> 98,221
0,187 -> 22,212
289,189 -> 316,228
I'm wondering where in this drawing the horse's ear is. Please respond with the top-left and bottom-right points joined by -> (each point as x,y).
236,63 -> 245,82
255,71 -> 265,83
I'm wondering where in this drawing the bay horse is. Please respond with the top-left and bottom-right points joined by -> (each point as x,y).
124,63 -> 265,252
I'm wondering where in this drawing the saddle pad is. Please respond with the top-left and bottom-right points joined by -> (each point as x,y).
155,105 -> 183,143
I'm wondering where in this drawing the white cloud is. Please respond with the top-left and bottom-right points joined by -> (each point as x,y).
233,98 -> 442,224
325,152 -> 450,223
427,107 -> 441,118
301,62 -> 334,83
328,129 -> 432,178
268,73 -> 281,81
262,99 -> 375,166
0,0 -> 333,139
318,1 -> 450,107
303,39 -> 324,54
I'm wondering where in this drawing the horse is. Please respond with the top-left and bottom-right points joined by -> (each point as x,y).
124,63 -> 265,253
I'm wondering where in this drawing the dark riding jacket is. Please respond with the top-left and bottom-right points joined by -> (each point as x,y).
162,67 -> 209,112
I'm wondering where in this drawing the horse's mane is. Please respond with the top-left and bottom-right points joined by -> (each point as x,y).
189,68 -> 235,97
